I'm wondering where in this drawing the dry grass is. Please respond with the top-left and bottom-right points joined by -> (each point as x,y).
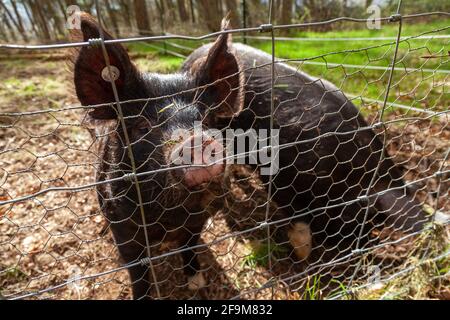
356,223 -> 449,300
0,54 -> 448,300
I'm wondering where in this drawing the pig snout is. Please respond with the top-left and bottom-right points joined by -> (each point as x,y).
170,134 -> 225,188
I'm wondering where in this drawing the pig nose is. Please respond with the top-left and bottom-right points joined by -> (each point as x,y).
170,134 -> 224,188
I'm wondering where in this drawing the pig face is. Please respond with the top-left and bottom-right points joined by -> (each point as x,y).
70,13 -> 243,194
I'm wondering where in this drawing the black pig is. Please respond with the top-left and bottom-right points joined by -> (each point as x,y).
71,13 -> 429,299
182,23 -> 430,260
70,14 -> 239,299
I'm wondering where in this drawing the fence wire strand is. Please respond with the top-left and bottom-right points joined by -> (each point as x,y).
0,2 -> 449,300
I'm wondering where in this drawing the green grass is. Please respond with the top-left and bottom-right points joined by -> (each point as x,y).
242,241 -> 288,268
0,75 -> 66,110
304,274 -> 323,300
0,266 -> 28,293
250,19 -> 449,114
126,43 -> 184,73
126,19 -> 449,114
0,59 -> 68,112
135,54 -> 184,73
254,18 -> 449,64
355,222 -> 449,300
327,279 -> 352,300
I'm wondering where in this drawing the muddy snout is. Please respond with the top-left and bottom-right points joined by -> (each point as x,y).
169,133 -> 225,188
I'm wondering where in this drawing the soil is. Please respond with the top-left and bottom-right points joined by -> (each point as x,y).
0,55 -> 448,300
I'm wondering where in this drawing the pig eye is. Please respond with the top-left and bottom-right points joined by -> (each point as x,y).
134,119 -> 152,136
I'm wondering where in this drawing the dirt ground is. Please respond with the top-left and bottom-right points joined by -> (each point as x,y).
0,53 -> 448,300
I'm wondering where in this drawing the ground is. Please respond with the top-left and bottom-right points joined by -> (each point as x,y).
0,20 -> 448,300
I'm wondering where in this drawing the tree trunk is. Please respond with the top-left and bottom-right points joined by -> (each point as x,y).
65,0 -> 94,13
11,0 -> 29,41
224,0 -> 239,28
248,0 -> 264,26
304,0 -> 334,30
29,0 -> 52,41
176,0 -> 188,21
280,0 -> 293,25
23,0 -> 40,38
155,0 -> 166,33
197,0 -> 221,31
216,0 -> 223,18
45,0 -> 65,38
0,1 -> 28,41
118,0 -> 133,31
189,0 -> 195,23
0,16 -> 9,41
166,0 -> 177,25
133,0 -> 152,35
105,0 -> 120,36
280,0 -> 293,34
56,0 -> 68,20
1,13 -> 17,41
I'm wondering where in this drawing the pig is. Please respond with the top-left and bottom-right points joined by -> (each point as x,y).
181,22 -> 430,261
70,13 -> 429,299
69,13 -> 239,299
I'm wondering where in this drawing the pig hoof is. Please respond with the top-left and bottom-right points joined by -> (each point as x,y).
187,272 -> 206,290
288,222 -> 312,260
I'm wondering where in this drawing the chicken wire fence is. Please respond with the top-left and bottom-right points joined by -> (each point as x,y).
0,1 -> 449,300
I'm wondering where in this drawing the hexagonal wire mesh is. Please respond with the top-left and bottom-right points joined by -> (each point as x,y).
0,1 -> 449,300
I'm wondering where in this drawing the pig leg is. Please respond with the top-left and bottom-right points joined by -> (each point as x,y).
181,233 -> 206,290
117,243 -> 151,300
288,221 -> 312,261
110,224 -> 152,300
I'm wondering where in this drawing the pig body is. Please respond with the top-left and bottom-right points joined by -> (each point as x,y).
91,79 -> 219,298
71,14 -> 239,299
182,42 -> 429,252
72,13 -> 428,299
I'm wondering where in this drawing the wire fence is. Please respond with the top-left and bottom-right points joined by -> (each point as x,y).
0,0 -> 449,300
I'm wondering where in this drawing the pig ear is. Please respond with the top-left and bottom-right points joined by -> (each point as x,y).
193,19 -> 244,118
69,12 -> 138,119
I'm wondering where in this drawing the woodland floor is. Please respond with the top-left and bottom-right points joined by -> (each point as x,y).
0,51 -> 448,300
